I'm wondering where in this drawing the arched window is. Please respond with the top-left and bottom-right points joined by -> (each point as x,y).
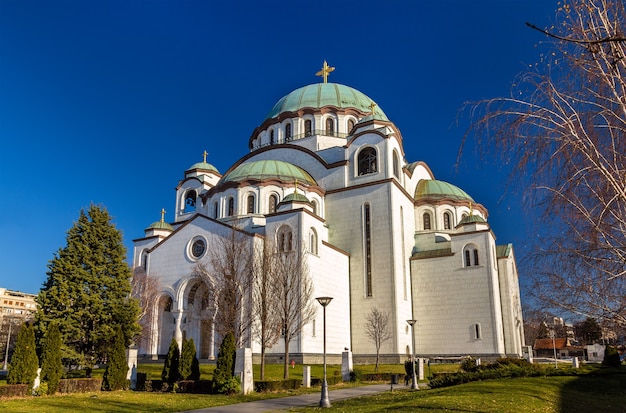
358,147 -> 377,176
247,194 -> 255,214
443,212 -> 452,230
270,130 -> 275,145
304,119 -> 312,137
213,201 -> 219,218
309,228 -> 318,255
285,123 -> 292,141
185,190 -> 197,212
311,199 -> 318,216
325,117 -> 334,136
423,212 -> 432,230
278,226 -> 293,252
463,245 -> 479,267
227,197 -> 234,216
268,194 -> 278,214
348,119 -> 355,134
364,203 -> 373,297
141,251 -> 148,270
392,151 -> 400,178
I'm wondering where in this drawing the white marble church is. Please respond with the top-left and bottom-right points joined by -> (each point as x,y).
133,63 -> 525,363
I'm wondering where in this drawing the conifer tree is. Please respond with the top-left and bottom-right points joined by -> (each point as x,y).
40,323 -> 63,394
102,326 -> 128,391
34,204 -> 140,377
180,338 -> 200,380
212,332 -> 237,393
7,323 -> 39,390
161,338 -> 180,384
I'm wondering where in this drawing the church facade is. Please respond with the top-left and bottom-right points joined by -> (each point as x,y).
133,66 -> 525,363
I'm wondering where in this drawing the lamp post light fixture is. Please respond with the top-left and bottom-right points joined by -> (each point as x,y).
316,296 -> 333,408
406,319 -> 418,390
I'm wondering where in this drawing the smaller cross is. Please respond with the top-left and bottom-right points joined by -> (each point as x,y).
160,208 -> 166,222
315,60 -> 335,84
369,101 -> 377,115
202,150 -> 208,163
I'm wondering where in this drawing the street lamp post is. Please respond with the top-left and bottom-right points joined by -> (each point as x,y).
316,296 -> 333,408
2,322 -> 12,370
406,319 -> 418,390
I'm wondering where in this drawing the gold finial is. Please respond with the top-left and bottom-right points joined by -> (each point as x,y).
369,101 -> 377,115
469,202 -> 473,216
315,60 -> 335,84
294,179 -> 299,194
202,150 -> 208,163
160,208 -> 166,222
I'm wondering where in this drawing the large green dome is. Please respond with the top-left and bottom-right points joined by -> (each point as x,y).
415,179 -> 474,202
221,160 -> 317,185
265,83 -> 388,121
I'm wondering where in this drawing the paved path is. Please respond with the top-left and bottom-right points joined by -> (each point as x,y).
179,383 -> 402,413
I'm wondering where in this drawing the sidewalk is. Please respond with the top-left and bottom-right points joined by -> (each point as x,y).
179,383 -> 403,413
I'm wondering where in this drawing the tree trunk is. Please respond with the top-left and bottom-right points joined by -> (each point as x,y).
260,346 -> 266,380
283,336 -> 290,379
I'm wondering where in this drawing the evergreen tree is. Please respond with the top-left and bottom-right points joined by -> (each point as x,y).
212,332 -> 237,394
40,323 -> 63,394
7,323 -> 39,390
180,338 -> 200,380
190,343 -> 201,381
161,338 -> 180,384
34,204 -> 140,377
102,326 -> 128,391
602,345 -> 621,368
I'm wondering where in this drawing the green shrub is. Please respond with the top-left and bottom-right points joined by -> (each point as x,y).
429,358 -> 546,388
161,338 -> 180,385
460,356 -> 478,372
7,323 -> 39,390
101,326 -> 128,391
0,384 -> 30,398
180,338 -> 200,380
57,378 -> 103,393
212,332 -> 236,394
40,323 -> 63,394
254,378 -> 301,392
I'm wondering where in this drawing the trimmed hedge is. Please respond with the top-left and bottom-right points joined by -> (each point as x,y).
58,378 -> 103,394
254,379 -> 301,392
429,358 -> 545,388
0,384 -> 30,398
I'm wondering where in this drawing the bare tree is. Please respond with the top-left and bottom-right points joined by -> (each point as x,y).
251,241 -> 282,380
130,267 -> 161,351
365,307 -> 391,373
274,247 -> 316,379
463,0 -> 626,326
193,226 -> 254,349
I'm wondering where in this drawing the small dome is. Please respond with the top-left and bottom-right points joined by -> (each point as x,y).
265,83 -> 388,121
186,161 -> 218,173
281,192 -> 311,204
415,179 -> 474,202
146,220 -> 174,231
457,214 -> 487,227
221,160 -> 317,185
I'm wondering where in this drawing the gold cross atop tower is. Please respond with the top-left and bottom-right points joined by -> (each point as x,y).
202,150 -> 208,163
160,208 -> 166,222
369,101 -> 377,115
315,60 -> 335,84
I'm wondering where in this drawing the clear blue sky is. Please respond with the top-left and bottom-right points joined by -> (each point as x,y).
0,0 -> 558,294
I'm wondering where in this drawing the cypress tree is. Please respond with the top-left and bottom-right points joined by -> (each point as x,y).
7,323 -> 39,390
212,332 -> 236,393
179,338 -> 200,380
161,338 -> 180,384
40,323 -> 63,394
34,204 -> 140,377
102,326 -> 128,391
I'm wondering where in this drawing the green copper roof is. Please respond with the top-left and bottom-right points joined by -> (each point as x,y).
496,244 -> 512,258
265,83 -> 388,121
281,192 -> 311,204
221,160 -> 317,185
186,161 -> 218,173
415,179 -> 474,202
457,214 -> 486,226
146,221 -> 174,231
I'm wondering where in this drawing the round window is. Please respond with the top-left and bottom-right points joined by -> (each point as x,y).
191,239 -> 206,259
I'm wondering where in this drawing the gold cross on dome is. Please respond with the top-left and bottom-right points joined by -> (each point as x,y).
160,208 -> 166,222
202,150 -> 208,163
369,101 -> 377,115
315,60 -> 335,84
